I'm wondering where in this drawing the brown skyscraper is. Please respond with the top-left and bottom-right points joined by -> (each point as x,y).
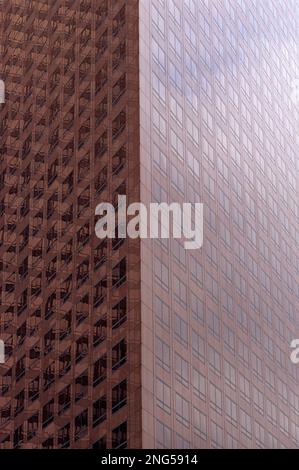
0,0 -> 298,450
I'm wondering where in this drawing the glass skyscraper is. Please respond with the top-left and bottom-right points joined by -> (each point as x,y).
0,0 -> 298,449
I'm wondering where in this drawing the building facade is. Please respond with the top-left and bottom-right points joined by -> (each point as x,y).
0,0 -> 299,449
139,0 -> 299,448
0,0 -> 142,449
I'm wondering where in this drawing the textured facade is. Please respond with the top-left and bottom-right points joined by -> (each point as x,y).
0,0 -> 299,450
0,0 -> 141,449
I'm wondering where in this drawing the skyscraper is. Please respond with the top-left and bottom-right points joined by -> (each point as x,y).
0,0 -> 298,450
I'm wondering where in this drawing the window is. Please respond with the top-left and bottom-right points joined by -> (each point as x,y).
112,298 -> 127,329
112,110 -> 126,140
202,137 -> 215,166
186,83 -> 198,111
112,422 -> 127,449
112,339 -> 127,371
59,348 -> 71,378
42,399 -> 54,428
239,373 -> 250,402
240,409 -> 252,438
152,5 -> 165,36
266,399 -> 277,425
93,315 -> 107,347
187,150 -> 200,180
155,296 -> 170,328
211,421 -> 223,448
224,360 -> 236,390
210,382 -> 222,414
156,378 -> 171,414
238,340 -> 250,367
192,330 -> 205,362
202,105 -> 213,133
221,256 -> 233,282
42,437 -> 54,449
215,94 -> 227,122
156,338 -> 170,371
28,376 -> 39,401
194,408 -> 207,439
58,423 -> 70,449
94,95 -> 107,127
93,354 -> 107,386
58,385 -> 71,415
191,292 -> 204,325
170,129 -> 184,160
208,310 -> 220,338
193,368 -> 206,400
75,334 -> 88,363
152,39 -> 166,69
223,324 -> 235,353
252,352 -> 262,380
255,421 -> 265,448
186,52 -> 198,81
206,273 -> 219,302
186,116 -> 199,146
175,393 -> 190,427
112,74 -> 126,105
169,62 -> 182,93
153,73 -> 166,103
190,256 -> 203,285
174,314 -> 188,347
75,370 -> 88,402
93,436 -> 107,449
208,345 -> 221,376
75,409 -> 88,441
156,420 -> 171,449
184,0 -> 196,16
112,380 -> 127,413
13,425 -> 24,449
153,145 -> 167,174
112,258 -> 126,287
237,304 -> 247,332
154,258 -> 169,291
112,145 -> 126,175
253,386 -> 264,414
175,353 -> 189,387
227,433 -> 238,449
175,433 -> 190,449
173,275 -> 187,308
15,390 -> 25,417
170,95 -> 183,126
226,396 -> 237,426
153,107 -> 167,141
169,0 -> 181,25
219,189 -> 230,215
185,20 -> 197,49
112,5 -> 125,36
171,163 -> 185,195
